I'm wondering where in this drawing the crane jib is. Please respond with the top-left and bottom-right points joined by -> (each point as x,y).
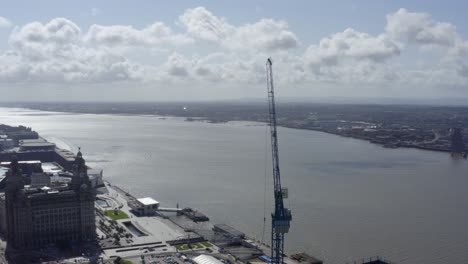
266,58 -> 292,264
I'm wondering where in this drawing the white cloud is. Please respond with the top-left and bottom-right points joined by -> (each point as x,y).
0,8 -> 299,87
227,19 -> 299,51
165,52 -> 191,78
0,16 -> 11,28
85,22 -> 191,47
179,7 -> 299,52
301,28 -> 401,84
305,28 -> 400,68
0,46 -> 147,83
299,9 -> 468,88
0,7 -> 467,98
179,7 -> 232,42
9,18 -> 81,60
386,8 -> 459,46
383,7 -> 468,93
3,18 -> 147,83
155,52 -> 264,84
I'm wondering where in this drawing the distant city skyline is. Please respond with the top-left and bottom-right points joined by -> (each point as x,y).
0,0 -> 467,102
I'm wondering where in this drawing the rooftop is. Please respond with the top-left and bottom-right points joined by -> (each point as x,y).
0,167 -> 7,180
20,142 -> 55,147
42,162 -> 63,174
193,255 -> 223,264
1,160 -> 41,165
213,224 -> 245,238
137,197 -> 159,206
20,138 -> 47,144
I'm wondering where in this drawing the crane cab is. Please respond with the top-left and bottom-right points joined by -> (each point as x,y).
273,208 -> 292,234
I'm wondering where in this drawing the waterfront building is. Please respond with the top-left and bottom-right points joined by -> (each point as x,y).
19,138 -> 56,151
128,197 -> 159,216
0,126 -> 76,171
4,130 -> 38,142
1,150 -> 96,249
213,224 -> 245,239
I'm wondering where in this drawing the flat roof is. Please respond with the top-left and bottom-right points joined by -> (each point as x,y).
20,139 -> 46,143
137,197 -> 159,206
20,142 -> 55,147
193,255 -> 223,264
1,160 -> 41,165
214,224 -> 245,237
42,162 -> 62,173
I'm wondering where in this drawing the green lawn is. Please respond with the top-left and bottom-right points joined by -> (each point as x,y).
104,210 -> 129,220
175,243 -> 205,251
120,260 -> 133,264
201,241 -> 213,247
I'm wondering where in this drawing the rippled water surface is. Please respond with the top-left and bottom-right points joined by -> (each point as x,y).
1,107 -> 467,264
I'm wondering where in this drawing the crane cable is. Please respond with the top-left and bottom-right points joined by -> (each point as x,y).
261,109 -> 269,244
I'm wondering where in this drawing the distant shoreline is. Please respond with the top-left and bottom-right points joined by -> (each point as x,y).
1,105 -> 461,156
284,125 -> 454,153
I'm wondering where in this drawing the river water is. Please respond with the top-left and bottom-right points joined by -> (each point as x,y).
1,107 -> 467,264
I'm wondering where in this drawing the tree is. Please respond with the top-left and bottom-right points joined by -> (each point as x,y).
113,233 -> 121,244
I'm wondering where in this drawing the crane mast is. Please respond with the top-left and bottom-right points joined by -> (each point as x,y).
266,58 -> 292,264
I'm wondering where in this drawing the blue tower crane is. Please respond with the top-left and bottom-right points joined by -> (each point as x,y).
266,58 -> 292,264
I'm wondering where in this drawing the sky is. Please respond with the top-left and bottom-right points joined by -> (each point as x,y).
0,0 -> 467,102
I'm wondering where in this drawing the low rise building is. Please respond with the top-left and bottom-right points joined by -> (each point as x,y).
5,129 -> 38,141
128,197 -> 159,216
0,138 -> 14,149
19,139 -> 56,151
213,224 -> 245,239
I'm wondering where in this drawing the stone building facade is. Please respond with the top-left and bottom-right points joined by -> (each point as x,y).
3,151 -> 95,249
